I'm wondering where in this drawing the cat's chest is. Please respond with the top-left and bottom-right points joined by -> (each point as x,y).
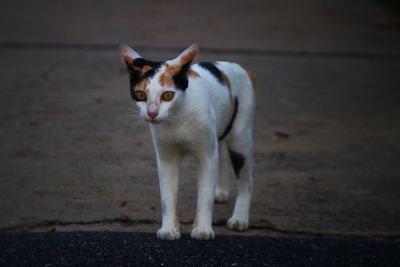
150,119 -> 211,151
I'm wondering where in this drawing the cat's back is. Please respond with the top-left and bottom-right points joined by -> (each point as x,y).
214,61 -> 255,98
188,61 -> 255,137
191,61 -> 254,94
191,61 -> 254,91
189,61 -> 255,112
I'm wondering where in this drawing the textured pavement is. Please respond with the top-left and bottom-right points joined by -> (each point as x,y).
1,232 -> 399,267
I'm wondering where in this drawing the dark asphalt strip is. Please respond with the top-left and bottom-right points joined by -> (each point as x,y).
1,41 -> 400,59
0,232 -> 399,266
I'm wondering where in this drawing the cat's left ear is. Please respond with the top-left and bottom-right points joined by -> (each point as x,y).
120,45 -> 142,65
169,44 -> 199,68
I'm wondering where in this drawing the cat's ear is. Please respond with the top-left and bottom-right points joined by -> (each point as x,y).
170,44 -> 199,67
120,45 -> 142,65
163,44 -> 198,91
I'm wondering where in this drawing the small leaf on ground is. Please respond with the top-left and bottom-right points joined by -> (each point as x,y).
273,131 -> 290,142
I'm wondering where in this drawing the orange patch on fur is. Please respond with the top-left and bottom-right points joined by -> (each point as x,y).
245,68 -> 256,89
159,64 -> 178,87
188,70 -> 200,78
132,65 -> 153,76
220,71 -> 232,91
159,64 -> 199,87
135,78 -> 150,91
142,65 -> 152,74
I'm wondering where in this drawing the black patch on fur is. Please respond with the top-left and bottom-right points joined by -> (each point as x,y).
198,62 -> 225,85
218,97 -> 239,141
229,149 -> 245,178
125,58 -> 162,91
173,61 -> 192,91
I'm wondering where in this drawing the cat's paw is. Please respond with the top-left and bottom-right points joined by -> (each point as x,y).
215,189 -> 229,203
191,226 -> 215,240
157,228 -> 181,240
227,217 -> 249,231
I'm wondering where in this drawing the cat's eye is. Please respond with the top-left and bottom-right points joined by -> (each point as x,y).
161,91 -> 175,102
132,91 -> 147,102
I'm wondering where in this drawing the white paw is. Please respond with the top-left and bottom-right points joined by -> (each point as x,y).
227,217 -> 249,231
191,226 -> 215,240
215,189 -> 229,203
157,228 -> 181,240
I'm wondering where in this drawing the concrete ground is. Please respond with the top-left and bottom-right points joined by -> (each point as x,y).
1,0 -> 400,243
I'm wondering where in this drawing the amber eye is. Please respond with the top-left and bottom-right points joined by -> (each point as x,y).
161,91 -> 175,102
132,91 -> 147,102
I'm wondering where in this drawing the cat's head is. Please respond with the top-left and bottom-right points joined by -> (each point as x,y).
120,44 -> 199,123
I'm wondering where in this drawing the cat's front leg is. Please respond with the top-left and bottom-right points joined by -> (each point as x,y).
191,146 -> 218,240
156,150 -> 181,240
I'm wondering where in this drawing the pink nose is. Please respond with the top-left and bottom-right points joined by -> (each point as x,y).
147,111 -> 158,120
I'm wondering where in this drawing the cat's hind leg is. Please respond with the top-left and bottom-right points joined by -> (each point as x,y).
215,141 -> 232,203
226,129 -> 254,232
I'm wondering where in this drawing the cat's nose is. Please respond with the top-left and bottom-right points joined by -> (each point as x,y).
147,111 -> 159,120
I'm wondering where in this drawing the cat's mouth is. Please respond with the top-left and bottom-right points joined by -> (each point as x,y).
145,117 -> 162,124
143,114 -> 171,124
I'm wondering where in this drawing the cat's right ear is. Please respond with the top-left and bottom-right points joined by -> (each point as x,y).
169,44 -> 199,67
120,45 -> 142,65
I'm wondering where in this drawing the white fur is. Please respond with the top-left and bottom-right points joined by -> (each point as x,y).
121,45 -> 255,240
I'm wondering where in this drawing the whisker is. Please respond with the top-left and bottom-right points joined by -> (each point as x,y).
165,116 -> 176,123
167,113 -> 180,118
124,108 -> 140,114
126,117 -> 142,122
126,115 -> 141,119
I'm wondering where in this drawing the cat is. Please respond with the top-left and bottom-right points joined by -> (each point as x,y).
120,44 -> 255,240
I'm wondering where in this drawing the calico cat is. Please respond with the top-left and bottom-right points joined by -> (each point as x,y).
120,44 -> 255,240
